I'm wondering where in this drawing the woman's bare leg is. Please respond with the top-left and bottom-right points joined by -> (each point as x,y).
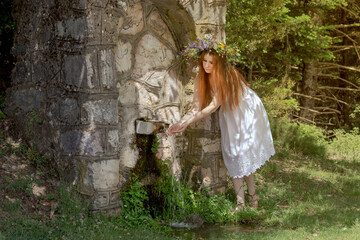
244,173 -> 258,209
230,177 -> 245,214
232,177 -> 245,205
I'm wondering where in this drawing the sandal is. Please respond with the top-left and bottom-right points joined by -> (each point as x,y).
247,193 -> 258,210
230,203 -> 245,215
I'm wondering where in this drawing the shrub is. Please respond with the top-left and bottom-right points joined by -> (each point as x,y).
271,117 -> 327,157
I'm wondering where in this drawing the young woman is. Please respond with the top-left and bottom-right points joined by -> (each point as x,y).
167,41 -> 275,212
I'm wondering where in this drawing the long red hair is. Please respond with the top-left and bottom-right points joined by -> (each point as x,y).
196,51 -> 248,112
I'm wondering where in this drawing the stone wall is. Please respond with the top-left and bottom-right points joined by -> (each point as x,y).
7,0 -> 227,212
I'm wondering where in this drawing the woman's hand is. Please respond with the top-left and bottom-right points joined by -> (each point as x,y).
166,122 -> 188,136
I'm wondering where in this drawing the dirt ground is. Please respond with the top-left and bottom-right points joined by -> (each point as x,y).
0,118 -> 59,223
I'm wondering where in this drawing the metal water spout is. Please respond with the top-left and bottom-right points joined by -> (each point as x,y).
135,119 -> 169,135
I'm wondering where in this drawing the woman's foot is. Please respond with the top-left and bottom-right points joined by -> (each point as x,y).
248,193 -> 258,210
230,203 -> 245,215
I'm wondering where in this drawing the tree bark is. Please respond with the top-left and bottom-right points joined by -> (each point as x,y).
299,60 -> 318,122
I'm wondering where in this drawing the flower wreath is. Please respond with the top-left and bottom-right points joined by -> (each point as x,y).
179,38 -> 243,65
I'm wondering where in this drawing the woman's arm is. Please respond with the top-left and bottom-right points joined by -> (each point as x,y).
167,96 -> 220,135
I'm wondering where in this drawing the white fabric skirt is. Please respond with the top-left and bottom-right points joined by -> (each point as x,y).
219,85 -> 275,178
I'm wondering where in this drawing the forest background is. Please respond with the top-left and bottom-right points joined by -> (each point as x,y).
227,0 -> 360,129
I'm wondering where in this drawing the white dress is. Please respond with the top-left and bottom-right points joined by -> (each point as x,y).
219,85 -> 275,178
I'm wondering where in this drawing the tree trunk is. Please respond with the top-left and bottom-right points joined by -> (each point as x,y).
300,60 -> 318,122
338,8 -> 353,127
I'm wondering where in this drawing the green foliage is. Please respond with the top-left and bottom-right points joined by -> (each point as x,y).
0,93 -> 6,119
0,0 -> 15,35
25,145 -> 55,176
252,77 -> 299,118
226,0 -> 337,71
151,135 -> 160,154
120,174 -> 152,226
349,104 -> 360,119
327,128 -> 360,161
0,128 -> 57,177
271,117 -> 327,157
2,175 -> 33,194
2,199 -> 21,213
226,0 -> 291,69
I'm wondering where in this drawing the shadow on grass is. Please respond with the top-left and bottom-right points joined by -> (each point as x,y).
258,154 -> 360,233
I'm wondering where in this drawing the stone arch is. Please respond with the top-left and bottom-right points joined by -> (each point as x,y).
114,1 -> 197,187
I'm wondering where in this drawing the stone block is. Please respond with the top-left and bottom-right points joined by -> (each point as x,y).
118,82 -> 138,105
39,25 -> 53,45
195,24 -> 225,42
197,137 -> 221,153
208,3 -> 226,25
12,61 -> 31,85
63,51 -> 98,89
81,98 -> 118,124
102,8 -> 123,45
87,9 -> 102,45
148,10 -> 176,49
90,0 -> 108,8
155,106 -> 180,124
119,105 -> 152,134
133,34 -> 175,80
213,111 -> 221,133
71,0 -> 87,10
11,88 -> 44,112
110,190 -> 121,205
160,69 -> 181,103
31,52 -> 60,85
45,0 -> 55,8
93,191 -> 109,209
191,115 -> 212,131
218,158 -> 227,179
59,98 -> 79,124
115,40 -> 132,74
76,158 -> 95,196
118,81 -> 159,106
60,130 -> 104,156
106,129 -> 119,154
12,44 -> 28,57
144,70 -> 167,88
100,49 -> 116,89
56,17 -> 88,42
185,0 -> 206,22
90,159 -> 120,190
119,138 -> 138,168
190,136 -> 220,155
118,2 -> 144,35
